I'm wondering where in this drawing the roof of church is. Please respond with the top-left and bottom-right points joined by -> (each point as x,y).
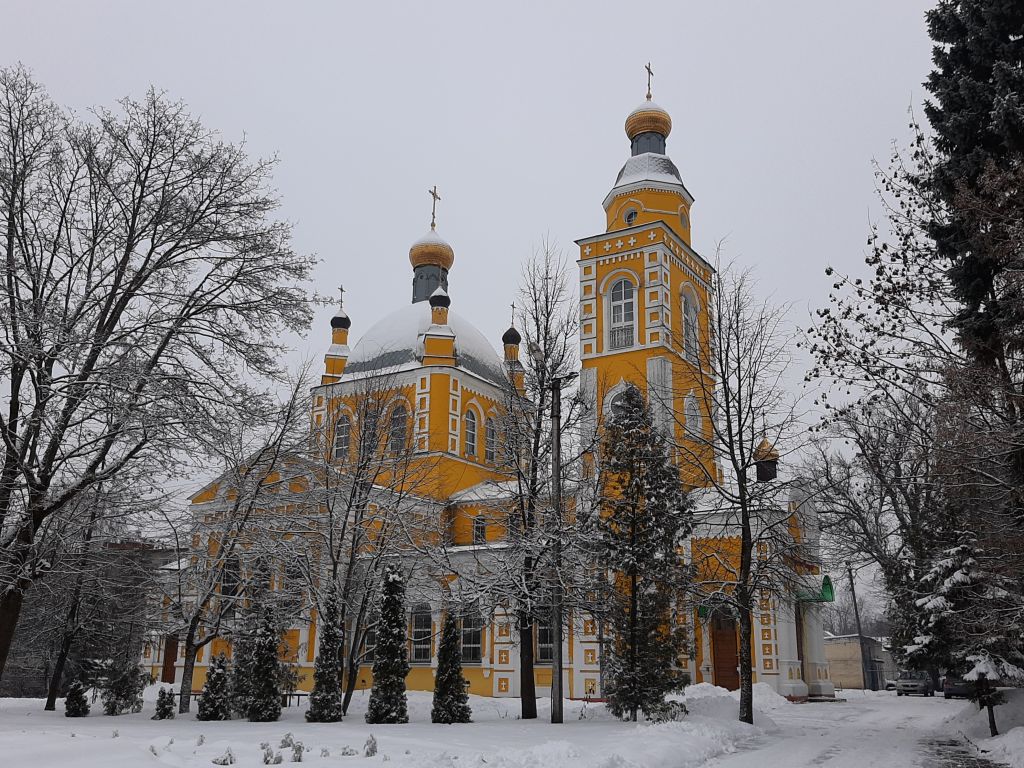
345,300 -> 505,385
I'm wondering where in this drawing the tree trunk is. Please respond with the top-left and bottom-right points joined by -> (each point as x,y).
629,569 -> 638,723
987,702 -> 998,738
737,607 -> 754,725
0,587 -> 27,681
178,634 -> 199,714
44,632 -> 76,711
519,610 -> 537,719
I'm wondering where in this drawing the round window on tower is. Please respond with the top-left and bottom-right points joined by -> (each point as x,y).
624,208 -> 638,226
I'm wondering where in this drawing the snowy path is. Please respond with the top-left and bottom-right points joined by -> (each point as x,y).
707,691 -> 1008,768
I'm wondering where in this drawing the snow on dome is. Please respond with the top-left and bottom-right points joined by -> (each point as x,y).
625,99 -> 672,140
409,227 -> 455,270
345,301 -> 504,384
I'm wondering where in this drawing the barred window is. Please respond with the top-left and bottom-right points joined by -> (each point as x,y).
411,604 -> 432,663
473,515 -> 487,546
608,279 -> 635,350
362,625 -> 376,663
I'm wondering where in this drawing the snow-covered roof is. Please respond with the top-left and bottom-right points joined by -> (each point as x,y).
603,152 -> 694,208
345,301 -> 505,385
449,479 -> 521,503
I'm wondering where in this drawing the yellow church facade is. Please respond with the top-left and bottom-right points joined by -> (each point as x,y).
146,84 -> 834,704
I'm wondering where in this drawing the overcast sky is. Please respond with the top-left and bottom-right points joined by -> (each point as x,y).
5,0 -> 936,371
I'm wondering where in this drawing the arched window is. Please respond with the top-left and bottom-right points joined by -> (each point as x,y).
608,278 -> 635,350
464,409 -> 478,458
484,417 -> 497,463
685,392 -> 702,438
682,287 -> 699,364
460,605 -> 483,663
472,514 -> 488,545
333,413 -> 351,460
388,404 -> 408,456
410,604 -> 432,663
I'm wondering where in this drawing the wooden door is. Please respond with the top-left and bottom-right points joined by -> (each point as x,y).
711,614 -> 740,691
160,635 -> 178,683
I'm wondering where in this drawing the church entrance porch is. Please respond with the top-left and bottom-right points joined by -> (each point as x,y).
710,612 -> 740,691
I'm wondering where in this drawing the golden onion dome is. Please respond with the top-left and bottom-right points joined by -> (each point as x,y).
409,227 -> 455,271
625,99 -> 672,141
753,438 -> 780,462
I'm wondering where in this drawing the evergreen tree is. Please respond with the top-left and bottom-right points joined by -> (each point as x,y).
64,679 -> 90,717
906,531 -> 1024,736
244,603 -> 284,722
230,564 -> 285,723
197,653 -> 232,721
365,567 -> 410,724
153,687 -> 176,720
592,385 -> 690,722
924,0 -> 1024,358
100,666 -> 148,715
306,585 -> 344,723
431,611 -> 471,724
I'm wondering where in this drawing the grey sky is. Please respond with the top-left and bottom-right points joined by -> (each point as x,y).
5,1 -> 936,369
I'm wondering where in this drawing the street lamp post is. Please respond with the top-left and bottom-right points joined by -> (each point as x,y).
549,372 -> 576,724
846,561 -> 872,691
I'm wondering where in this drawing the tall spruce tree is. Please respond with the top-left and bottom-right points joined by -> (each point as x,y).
197,653 -> 232,721
365,567 -> 410,724
230,564 -> 284,723
907,531 -> 1024,736
306,585 -> 344,723
924,0 -> 1024,359
431,611 -> 472,724
593,385 -> 690,722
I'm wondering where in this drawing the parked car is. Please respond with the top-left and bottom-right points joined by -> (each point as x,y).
884,679 -> 898,691
896,670 -> 934,696
943,676 -> 972,699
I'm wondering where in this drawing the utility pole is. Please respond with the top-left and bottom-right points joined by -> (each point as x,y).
549,372 -> 576,724
846,561 -> 872,691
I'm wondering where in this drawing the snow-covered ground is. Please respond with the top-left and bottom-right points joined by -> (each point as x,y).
2,685 -> 1019,768
945,688 -> 1024,768
0,684 -> 776,768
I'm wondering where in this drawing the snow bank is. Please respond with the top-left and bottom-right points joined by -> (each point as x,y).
944,687 -> 1024,768
0,688 -> 769,768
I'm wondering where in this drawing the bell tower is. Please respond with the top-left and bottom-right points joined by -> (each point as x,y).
576,70 -> 716,486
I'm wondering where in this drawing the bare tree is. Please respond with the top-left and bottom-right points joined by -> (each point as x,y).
669,256 -> 814,725
156,378 -> 311,712
0,65 -> 315,679
291,368 -> 443,716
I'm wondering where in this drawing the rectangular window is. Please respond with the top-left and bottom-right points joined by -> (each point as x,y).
461,613 -> 483,663
362,626 -> 376,663
411,609 -> 432,663
536,614 -> 553,663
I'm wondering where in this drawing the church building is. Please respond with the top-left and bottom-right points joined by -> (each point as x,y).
146,80 -> 835,704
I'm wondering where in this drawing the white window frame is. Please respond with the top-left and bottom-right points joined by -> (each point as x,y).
608,278 -> 636,351
460,608 -> 483,664
410,604 -> 432,663
464,409 -> 478,458
388,403 -> 408,456
681,285 -> 699,365
333,413 -> 351,460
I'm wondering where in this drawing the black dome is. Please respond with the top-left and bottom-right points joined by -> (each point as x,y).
502,326 -> 521,345
331,311 -> 351,330
429,289 -> 451,308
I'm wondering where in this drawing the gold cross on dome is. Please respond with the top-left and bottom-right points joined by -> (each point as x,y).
645,62 -> 654,100
337,284 -> 345,308
429,185 -> 441,229
510,301 -> 515,325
